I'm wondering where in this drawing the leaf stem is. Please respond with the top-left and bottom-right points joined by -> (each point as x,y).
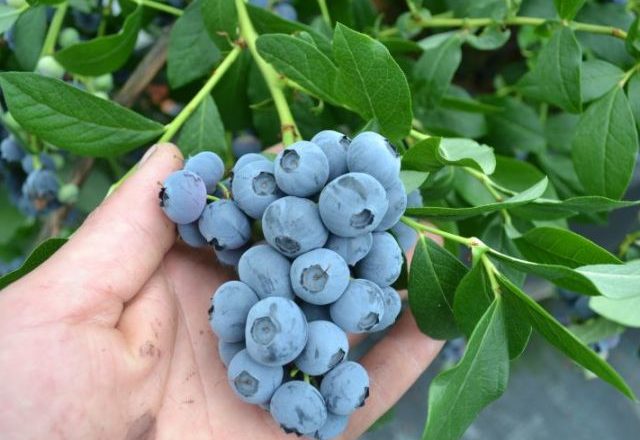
464,167 -> 516,196
235,0 -> 300,146
409,128 -> 430,141
481,254 -> 501,296
619,63 -> 640,87
160,45 -> 243,143
40,1 -> 69,58
416,16 -> 628,40
401,216 -> 476,247
136,0 -> 183,17
98,0 -> 115,37
317,0 -> 331,27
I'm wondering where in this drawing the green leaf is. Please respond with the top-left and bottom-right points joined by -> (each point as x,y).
572,87 -> 639,200
498,274 -> 636,400
483,97 -> 546,153
553,0 -> 586,20
0,5 -> 23,34
628,73 -> 640,131
413,34 -> 462,108
514,227 -> 621,268
168,1 -> 221,89
0,72 -> 164,156
256,34 -> 339,104
403,137 -> 496,175
625,16 -> 640,58
590,296 -> 640,327
545,113 -> 579,153
0,189 -> 24,244
0,238 -> 67,290
575,261 -> 640,299
201,0 -> 237,50
54,7 -> 141,76
177,95 -> 227,157
465,25 -> 511,50
516,196 -> 640,220
13,5 -> 47,71
453,263 -> 492,339
409,236 -> 467,340
422,298 -> 509,440
406,178 -> 548,220
480,217 -> 526,287
581,60 -> 624,103
519,27 -> 582,113
333,23 -> 412,140
400,170 -> 429,194
449,0 -> 510,20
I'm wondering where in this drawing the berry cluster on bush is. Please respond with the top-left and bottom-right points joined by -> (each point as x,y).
159,130 -> 416,438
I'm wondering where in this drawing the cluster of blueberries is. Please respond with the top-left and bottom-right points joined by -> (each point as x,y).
159,130 -> 421,438
250,0 -> 298,21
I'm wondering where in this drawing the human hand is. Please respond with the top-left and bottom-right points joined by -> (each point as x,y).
0,144 -> 443,440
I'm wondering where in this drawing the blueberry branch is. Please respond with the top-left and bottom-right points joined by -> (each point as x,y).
400,216 -> 478,247
235,0 -> 301,146
317,0 -> 331,27
40,1 -> 69,58
136,0 -> 183,17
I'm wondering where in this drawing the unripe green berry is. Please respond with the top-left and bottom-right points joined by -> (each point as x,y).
58,184 -> 79,204
91,74 -> 114,92
58,28 -> 80,49
92,91 -> 109,100
35,56 -> 65,80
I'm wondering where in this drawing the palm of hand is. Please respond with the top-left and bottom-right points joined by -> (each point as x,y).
0,145 -> 441,440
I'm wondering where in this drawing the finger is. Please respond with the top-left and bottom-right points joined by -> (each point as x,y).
7,144 -> 184,326
343,310 -> 444,439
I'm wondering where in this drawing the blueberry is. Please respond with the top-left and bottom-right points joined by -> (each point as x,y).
159,170 -> 207,224
320,361 -> 369,416
177,222 -> 208,248
324,233 -> 373,266
270,381 -> 327,435
591,334 -> 621,355
375,177 -> 407,231
355,232 -> 403,287
245,297 -> 308,366
319,173 -> 388,237
274,141 -> 329,197
0,257 -> 23,277
228,349 -> 283,404
58,27 -> 80,49
314,413 -> 349,440
184,151 -> 225,194
441,338 -> 466,365
232,133 -> 262,158
310,130 -> 351,181
91,74 -> 114,93
290,248 -> 350,305
272,2 -> 297,21
198,200 -> 251,250
215,243 -> 250,267
330,279 -> 385,333
35,56 -> 65,80
407,189 -> 423,208
249,0 -> 269,7
210,281 -> 259,343
347,131 -> 400,188
232,152 -> 268,174
218,341 -> 245,367
262,196 -> 329,258
295,320 -> 349,376
232,159 -> 282,219
371,287 -> 402,331
21,153 -> 56,173
23,169 -> 59,204
572,296 -> 596,321
238,244 -> 294,299
298,301 -> 331,322
0,136 -> 25,163
72,9 -> 101,33
390,221 -> 417,254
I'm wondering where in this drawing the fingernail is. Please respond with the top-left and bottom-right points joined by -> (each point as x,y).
138,145 -> 158,167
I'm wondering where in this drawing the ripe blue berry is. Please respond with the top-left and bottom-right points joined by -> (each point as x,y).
232,152 -> 267,174
21,153 -> 56,173
320,361 -> 369,416
270,381 -> 327,435
347,131 -> 400,188
314,413 -> 349,440
355,232 -> 403,287
274,141 -> 329,197
310,130 -> 350,181
232,159 -> 282,219
390,221 -> 417,253
159,170 -> 207,224
184,151 -> 225,194
218,341 -> 245,367
198,200 -> 251,250
238,244 -> 294,300
372,286 -> 402,331
330,279 -> 385,333
0,136 -> 25,163
290,248 -> 350,305
262,196 -> 329,258
23,169 -> 59,203
228,349 -> 283,404
177,222 -> 208,248
375,177 -> 407,231
295,320 -> 348,376
272,2 -> 297,21
232,133 -> 262,158
407,189 -> 423,208
245,297 -> 308,366
214,244 -> 250,267
324,233 -> 373,266
318,173 -> 388,237
210,281 -> 259,343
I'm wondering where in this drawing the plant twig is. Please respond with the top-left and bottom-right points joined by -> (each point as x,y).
137,0 -> 183,17
40,2 -> 69,58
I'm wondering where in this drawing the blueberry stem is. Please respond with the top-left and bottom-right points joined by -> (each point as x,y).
216,182 -> 230,199
317,0 -> 331,27
40,2 -> 69,58
136,0 -> 183,17
207,195 -> 220,202
235,0 -> 301,146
